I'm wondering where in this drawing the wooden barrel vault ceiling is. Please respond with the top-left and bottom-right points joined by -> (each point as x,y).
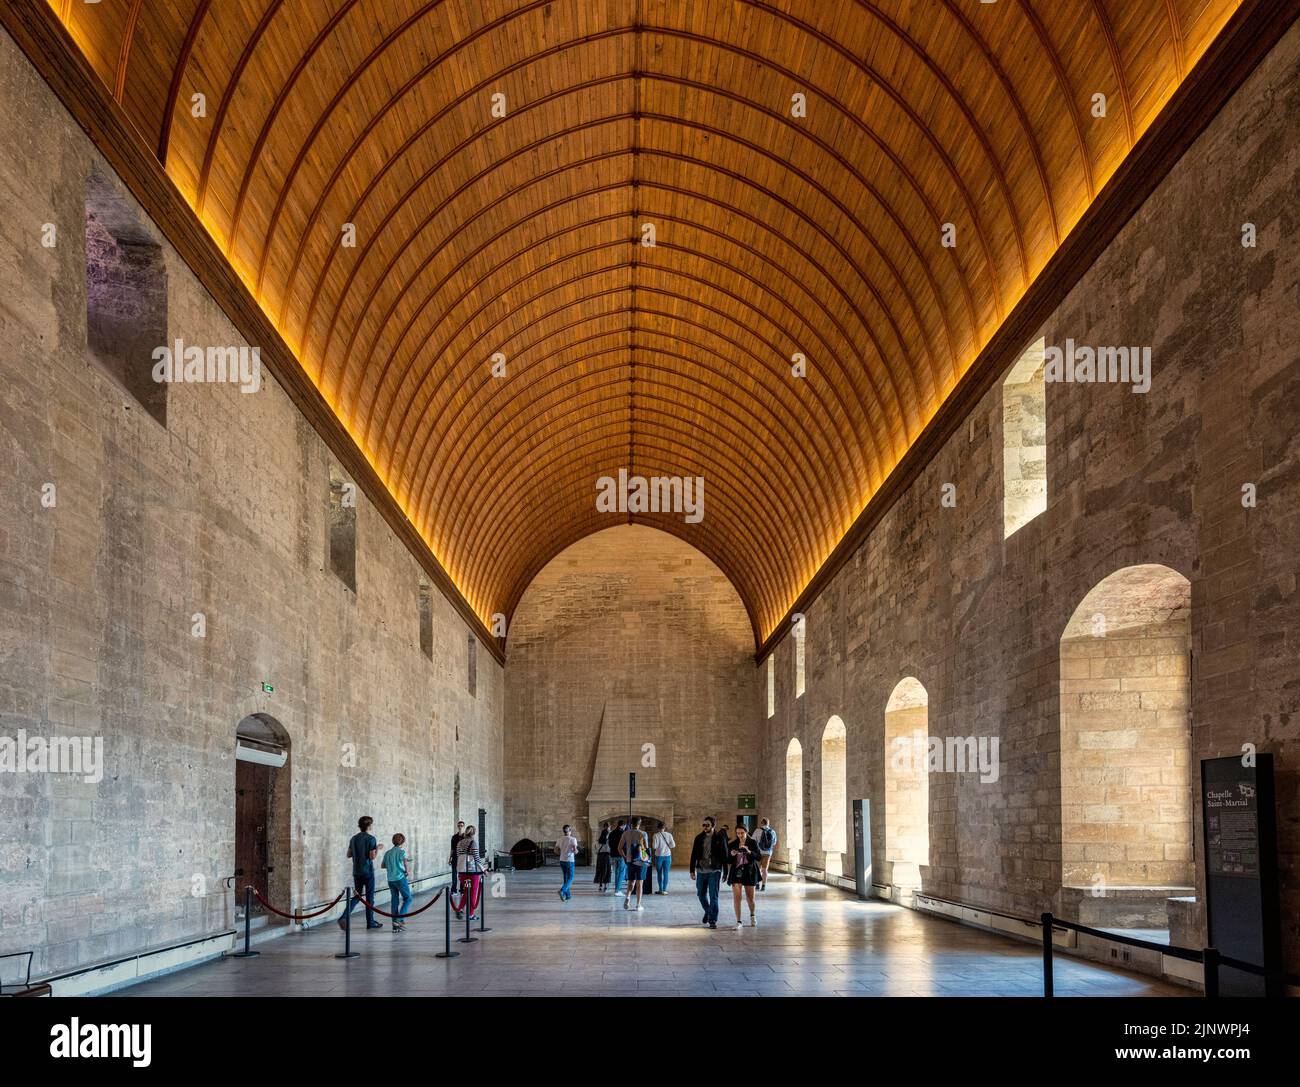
42,0 -> 1243,647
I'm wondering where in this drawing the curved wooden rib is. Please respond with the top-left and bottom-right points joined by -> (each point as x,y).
42,0 -> 1245,645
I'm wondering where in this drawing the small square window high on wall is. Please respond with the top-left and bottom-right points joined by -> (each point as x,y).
84,170 -> 168,427
418,575 -> 433,659
328,465 -> 357,592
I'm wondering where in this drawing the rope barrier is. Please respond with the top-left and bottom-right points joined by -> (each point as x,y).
249,886 -> 345,921
355,887 -> 444,920
448,876 -> 483,915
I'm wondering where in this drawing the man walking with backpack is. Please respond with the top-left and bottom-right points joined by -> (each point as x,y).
755,817 -> 778,891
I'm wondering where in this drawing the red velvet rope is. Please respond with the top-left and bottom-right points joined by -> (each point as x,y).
449,876 -> 482,914
248,886 -> 345,921
355,887 -> 444,920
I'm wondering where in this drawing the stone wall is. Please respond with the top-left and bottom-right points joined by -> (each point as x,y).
504,525 -> 758,863
760,18 -> 1300,970
0,30 -> 503,978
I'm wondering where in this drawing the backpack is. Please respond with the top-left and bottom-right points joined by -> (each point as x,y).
759,827 -> 775,850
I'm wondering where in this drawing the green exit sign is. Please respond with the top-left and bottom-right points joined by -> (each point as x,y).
261,682 -> 274,694
737,794 -> 756,810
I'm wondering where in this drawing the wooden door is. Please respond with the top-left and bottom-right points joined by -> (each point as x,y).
235,760 -> 272,911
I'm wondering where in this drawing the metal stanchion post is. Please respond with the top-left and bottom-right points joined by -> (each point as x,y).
1041,912 -> 1054,998
230,885 -> 261,958
1203,947 -> 1220,999
335,888 -> 360,959
436,884 -> 459,959
458,876 -> 478,944
479,873 -> 492,933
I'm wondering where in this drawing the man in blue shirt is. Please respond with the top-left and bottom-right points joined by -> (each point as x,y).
338,815 -> 383,929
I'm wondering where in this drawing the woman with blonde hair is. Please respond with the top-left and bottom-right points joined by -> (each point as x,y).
454,824 -> 484,921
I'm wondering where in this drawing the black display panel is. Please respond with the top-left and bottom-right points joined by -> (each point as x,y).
853,799 -> 872,900
1201,754 -> 1280,996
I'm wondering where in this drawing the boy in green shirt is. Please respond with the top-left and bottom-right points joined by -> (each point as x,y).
382,833 -> 412,931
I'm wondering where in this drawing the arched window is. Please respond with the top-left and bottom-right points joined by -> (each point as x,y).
794,615 -> 806,698
884,678 -> 929,892
785,738 -> 802,869
820,716 -> 847,874
1060,565 -> 1192,902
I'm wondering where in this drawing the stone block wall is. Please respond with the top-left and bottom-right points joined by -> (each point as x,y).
0,30 -> 503,979
760,18 -> 1300,970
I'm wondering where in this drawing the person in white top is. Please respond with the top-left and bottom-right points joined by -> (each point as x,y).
651,821 -> 676,895
555,825 -> 580,902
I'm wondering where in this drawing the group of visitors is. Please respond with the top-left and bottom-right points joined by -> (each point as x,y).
338,810 -> 781,936
692,816 -> 778,929
448,820 -> 485,920
560,815 -> 780,929
590,817 -> 677,907
339,815 -> 413,932
337,816 -> 486,933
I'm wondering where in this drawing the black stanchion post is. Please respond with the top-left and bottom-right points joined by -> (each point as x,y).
1203,947 -> 1220,999
335,888 -> 360,959
436,884 -> 459,959
230,885 -> 261,958
1041,912 -> 1054,998
458,877 -> 478,944
479,873 -> 492,933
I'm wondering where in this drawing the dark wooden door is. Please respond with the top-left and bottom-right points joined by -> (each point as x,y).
235,760 -> 272,911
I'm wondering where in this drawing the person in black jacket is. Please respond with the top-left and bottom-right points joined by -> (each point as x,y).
448,821 -> 465,919
608,819 -> 627,896
689,816 -> 729,929
593,822 -> 612,891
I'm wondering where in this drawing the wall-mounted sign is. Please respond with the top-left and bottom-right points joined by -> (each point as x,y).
737,794 -> 756,809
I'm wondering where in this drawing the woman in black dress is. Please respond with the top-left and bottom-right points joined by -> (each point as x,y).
593,822 -> 611,890
726,826 -> 761,928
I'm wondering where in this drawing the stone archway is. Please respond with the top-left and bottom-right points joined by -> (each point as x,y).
785,737 -> 803,870
233,713 -> 291,921
821,716 -> 847,876
1059,564 -> 1193,928
884,678 -> 929,893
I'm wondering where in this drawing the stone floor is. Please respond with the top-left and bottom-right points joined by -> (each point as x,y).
119,870 -> 1191,997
